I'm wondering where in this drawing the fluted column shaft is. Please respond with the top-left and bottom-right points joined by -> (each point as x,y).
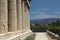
27,8 -> 29,30
0,0 -> 8,34
24,2 -> 27,31
26,4 -> 28,31
8,0 -> 17,32
24,1 -> 26,31
28,9 -> 30,30
22,1 -> 25,31
27,7 -> 30,31
17,0 -> 22,31
25,7 -> 27,31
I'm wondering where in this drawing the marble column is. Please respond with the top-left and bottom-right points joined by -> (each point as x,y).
24,2 -> 26,31
26,6 -> 28,31
0,0 -> 8,34
26,5 -> 28,31
21,0 -> 23,31
24,2 -> 27,31
27,8 -> 29,30
8,0 -> 17,32
27,7 -> 30,31
17,0 -> 22,31
25,5 -> 28,31
22,1 -> 25,31
28,9 -> 30,31
25,7 -> 27,30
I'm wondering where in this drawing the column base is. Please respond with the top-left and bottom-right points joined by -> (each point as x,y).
0,32 -> 21,40
22,30 -> 26,33
0,31 -> 32,40
20,31 -> 32,40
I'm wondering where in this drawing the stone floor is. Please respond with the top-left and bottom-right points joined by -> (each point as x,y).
34,32 -> 49,40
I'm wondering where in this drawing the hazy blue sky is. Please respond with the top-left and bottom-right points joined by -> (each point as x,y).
30,0 -> 60,20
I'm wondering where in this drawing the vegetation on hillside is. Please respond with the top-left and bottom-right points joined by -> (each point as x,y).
48,20 -> 60,36
31,20 -> 60,36
31,24 -> 48,32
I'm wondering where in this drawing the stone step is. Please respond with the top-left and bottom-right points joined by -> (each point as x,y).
0,31 -> 32,40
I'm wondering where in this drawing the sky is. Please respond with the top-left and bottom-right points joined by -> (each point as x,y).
30,0 -> 60,20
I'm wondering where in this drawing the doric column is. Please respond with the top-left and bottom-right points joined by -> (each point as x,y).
0,0 -> 8,34
25,4 -> 28,31
24,1 -> 27,31
22,0 -> 25,31
17,0 -> 22,31
23,1 -> 26,31
28,9 -> 30,31
26,5 -> 28,31
27,8 -> 29,30
8,0 -> 17,32
25,7 -> 27,31
24,2 -> 27,31
27,7 -> 30,31
21,0 -> 23,31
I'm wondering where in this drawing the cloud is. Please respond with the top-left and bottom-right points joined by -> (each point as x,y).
57,12 -> 60,14
30,8 -> 60,20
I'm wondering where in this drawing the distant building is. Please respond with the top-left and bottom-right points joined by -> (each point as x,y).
32,24 -> 35,26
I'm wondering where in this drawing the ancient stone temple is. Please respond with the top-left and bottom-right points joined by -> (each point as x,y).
0,0 -> 31,40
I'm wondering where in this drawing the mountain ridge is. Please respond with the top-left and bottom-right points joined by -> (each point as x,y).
31,18 -> 60,24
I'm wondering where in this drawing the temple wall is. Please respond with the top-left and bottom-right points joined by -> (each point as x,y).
0,0 -> 32,40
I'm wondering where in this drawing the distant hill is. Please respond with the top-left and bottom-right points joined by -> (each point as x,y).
31,18 -> 60,24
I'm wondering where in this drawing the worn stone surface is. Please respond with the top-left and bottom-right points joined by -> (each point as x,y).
35,32 -> 49,40
8,0 -> 17,32
17,0 -> 22,31
0,0 -> 31,40
0,0 -> 8,34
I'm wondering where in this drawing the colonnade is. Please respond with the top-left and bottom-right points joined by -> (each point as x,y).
0,0 -> 30,34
